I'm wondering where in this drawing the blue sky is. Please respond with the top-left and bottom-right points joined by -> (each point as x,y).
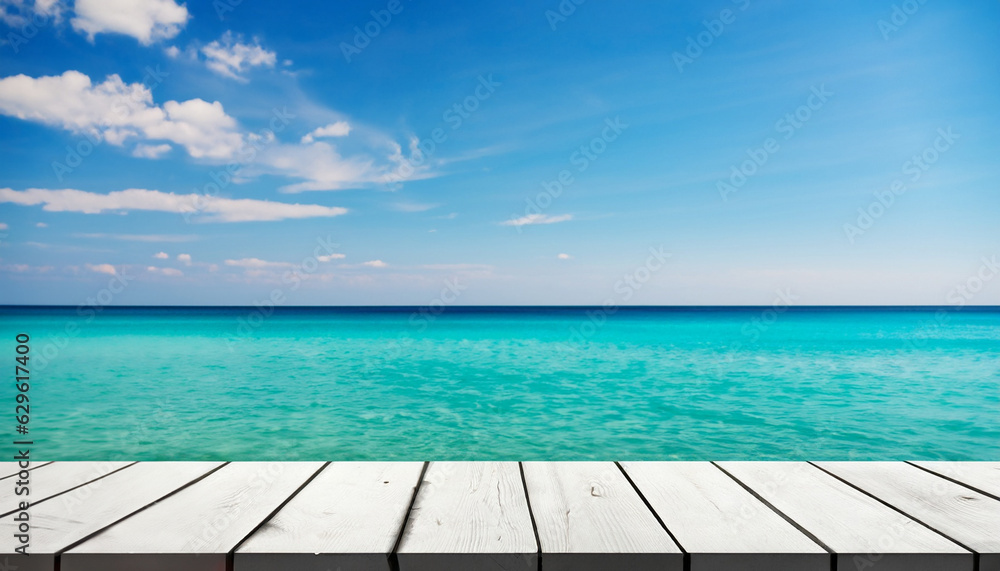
1,0 -> 998,305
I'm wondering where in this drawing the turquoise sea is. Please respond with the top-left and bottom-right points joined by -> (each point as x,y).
2,306 -> 998,461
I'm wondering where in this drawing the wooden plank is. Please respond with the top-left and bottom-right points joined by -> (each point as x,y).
396,462 -> 537,571
235,462 -> 424,571
621,461 -> 828,571
817,462 -> 1000,571
62,462 -> 325,571
0,462 -> 134,516
0,461 -> 221,571
718,462 -> 972,571
522,462 -> 682,571
0,460 -> 54,480
910,462 -> 1000,499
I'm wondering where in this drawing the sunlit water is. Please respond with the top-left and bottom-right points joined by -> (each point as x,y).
3,306 -> 998,461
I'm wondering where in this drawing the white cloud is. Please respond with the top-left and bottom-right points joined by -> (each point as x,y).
146,265 -> 182,276
224,258 -> 295,269
0,0 -> 64,27
0,72 -> 428,192
558,253 -> 573,259
301,121 -> 350,144
1,263 -> 55,273
362,260 -> 387,268
253,132 -> 434,193
72,0 -> 188,45
391,201 -> 437,213
164,45 -> 180,58
86,263 -> 117,275
132,143 -> 171,158
317,253 -> 345,262
258,141 -> 383,193
201,32 -> 277,81
35,222 -> 47,227
501,213 -> 573,227
0,187 -> 349,223
0,71 -> 244,160
0,222 -> 8,230
419,263 -> 493,271
77,233 -> 199,242
0,3 -> 24,27
153,251 -> 169,259
145,99 -> 242,159
34,0 -> 61,15
177,253 -> 191,265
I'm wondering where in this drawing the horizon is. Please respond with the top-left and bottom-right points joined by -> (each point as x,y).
4,304 -> 999,309
1,0 -> 998,306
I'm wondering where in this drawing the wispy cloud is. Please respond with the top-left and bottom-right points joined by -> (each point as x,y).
224,254 -> 344,270
258,141 -> 392,193
391,201 -> 438,213
77,233 -> 200,242
201,32 -> 277,82
85,263 -> 117,275
419,263 -> 493,271
146,265 -> 183,276
23,241 -> 115,253
501,213 -> 573,227
224,258 -> 296,269
0,0 -> 64,27
132,143 -> 171,159
2,188 -> 348,222
1,263 -> 55,273
301,121 -> 351,144
361,260 -> 387,268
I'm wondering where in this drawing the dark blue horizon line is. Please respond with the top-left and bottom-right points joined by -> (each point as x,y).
2,305 -> 998,311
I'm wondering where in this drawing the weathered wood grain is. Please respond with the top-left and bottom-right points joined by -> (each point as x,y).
235,461 -> 424,571
718,462 -> 972,571
396,462 -> 537,571
0,461 -> 994,571
817,462 -> 1000,571
622,461 -> 829,571
0,461 -> 52,480
910,461 -> 1000,499
522,462 -> 682,571
61,462 -> 325,571
0,461 -> 222,571
0,461 -> 134,516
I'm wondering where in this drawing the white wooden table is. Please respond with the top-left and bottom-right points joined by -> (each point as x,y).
1,461 -> 996,571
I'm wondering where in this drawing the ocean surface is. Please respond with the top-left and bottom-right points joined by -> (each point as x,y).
2,306 -> 998,461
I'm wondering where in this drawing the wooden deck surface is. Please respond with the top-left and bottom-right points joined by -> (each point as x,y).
1,461 -> 997,571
